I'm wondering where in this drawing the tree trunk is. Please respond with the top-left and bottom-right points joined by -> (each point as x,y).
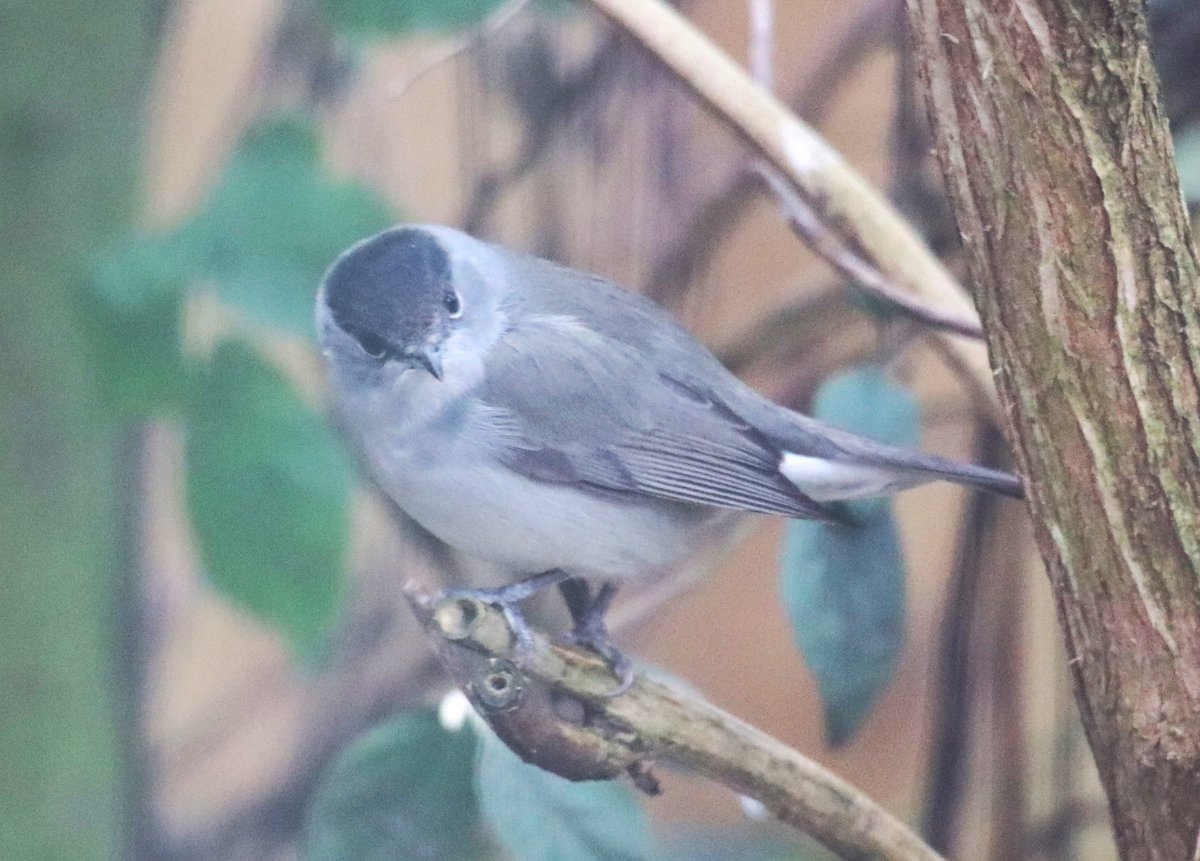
904,2 -> 1200,859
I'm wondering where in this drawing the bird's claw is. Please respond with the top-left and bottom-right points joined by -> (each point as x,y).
566,618 -> 636,697
439,572 -> 634,696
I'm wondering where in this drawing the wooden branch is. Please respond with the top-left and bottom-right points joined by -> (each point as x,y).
905,3 -> 1200,860
583,0 -> 998,414
760,167 -> 985,340
406,586 -> 945,861
387,0 -> 533,100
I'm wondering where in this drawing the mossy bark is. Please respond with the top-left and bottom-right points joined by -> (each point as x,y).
905,2 -> 1200,858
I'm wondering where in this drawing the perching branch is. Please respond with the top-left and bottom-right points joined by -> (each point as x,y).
406,586 -> 946,861
582,0 -> 998,413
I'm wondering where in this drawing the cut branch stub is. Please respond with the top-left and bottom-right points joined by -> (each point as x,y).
407,589 -> 650,786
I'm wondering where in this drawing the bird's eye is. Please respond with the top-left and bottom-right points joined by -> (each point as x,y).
443,290 -> 462,318
354,331 -> 392,360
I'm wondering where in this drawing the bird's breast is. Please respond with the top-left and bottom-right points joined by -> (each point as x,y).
370,431 -> 727,580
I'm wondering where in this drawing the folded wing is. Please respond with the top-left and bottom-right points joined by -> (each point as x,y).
474,315 -> 840,522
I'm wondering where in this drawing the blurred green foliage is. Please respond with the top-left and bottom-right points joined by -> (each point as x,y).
186,341 -> 354,657
475,726 -> 653,861
656,826 -> 836,861
780,367 -> 916,746
326,0 -> 512,36
0,1 -> 152,858
305,709 -> 486,860
84,117 -> 390,652
1175,126 -> 1200,207
189,120 -> 393,335
85,237 -> 189,417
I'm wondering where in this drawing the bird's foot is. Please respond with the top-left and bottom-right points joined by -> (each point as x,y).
439,572 -> 634,696
438,569 -> 575,656
567,619 -> 635,697
564,583 -> 635,696
441,568 -> 575,607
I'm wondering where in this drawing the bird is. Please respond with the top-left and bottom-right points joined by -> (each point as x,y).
315,224 -> 1022,684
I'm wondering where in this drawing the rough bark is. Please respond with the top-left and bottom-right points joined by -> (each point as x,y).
905,2 -> 1200,859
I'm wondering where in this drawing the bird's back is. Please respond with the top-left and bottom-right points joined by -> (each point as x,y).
494,244 -> 1022,501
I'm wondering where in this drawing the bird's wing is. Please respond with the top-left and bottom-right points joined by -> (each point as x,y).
473,314 -> 840,522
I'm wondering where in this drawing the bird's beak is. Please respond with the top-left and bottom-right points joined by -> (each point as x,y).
412,345 -> 443,381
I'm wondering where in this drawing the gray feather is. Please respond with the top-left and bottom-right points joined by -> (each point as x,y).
487,248 -> 1023,503
475,313 -> 840,521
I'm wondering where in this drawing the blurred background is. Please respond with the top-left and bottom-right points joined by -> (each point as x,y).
4,1 -> 1199,859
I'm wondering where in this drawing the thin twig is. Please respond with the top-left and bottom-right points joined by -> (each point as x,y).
744,0 -> 980,341
716,286 -> 868,374
387,0 -> 534,100
645,0 -> 899,303
747,0 -> 774,91
761,168 -> 984,338
407,587 -> 947,861
987,499 -> 1029,861
459,34 -> 623,234
920,425 -> 1001,851
584,0 -> 998,413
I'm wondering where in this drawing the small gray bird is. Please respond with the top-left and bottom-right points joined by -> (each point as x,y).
316,225 -> 1021,677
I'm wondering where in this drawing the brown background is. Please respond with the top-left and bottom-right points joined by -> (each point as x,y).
136,1 -> 1115,858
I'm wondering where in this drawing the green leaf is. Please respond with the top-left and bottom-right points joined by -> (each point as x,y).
305,709 -> 484,861
1174,125 -> 1200,206
185,340 -> 353,656
657,825 -> 818,861
183,118 -> 392,335
326,0 -> 510,35
475,727 -> 652,861
780,367 -> 917,745
0,0 -> 152,857
81,235 -> 191,417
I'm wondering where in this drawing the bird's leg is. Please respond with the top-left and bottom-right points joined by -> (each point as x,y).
557,576 -> 594,627
562,581 -> 634,695
442,572 -> 633,694
439,568 -> 575,653
441,567 -> 575,606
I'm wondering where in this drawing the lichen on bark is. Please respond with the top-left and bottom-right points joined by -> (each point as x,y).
905,2 -> 1200,859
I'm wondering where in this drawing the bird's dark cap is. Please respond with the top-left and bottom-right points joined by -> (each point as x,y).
323,226 -> 452,352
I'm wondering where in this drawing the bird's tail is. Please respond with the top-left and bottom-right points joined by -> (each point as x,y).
897,452 -> 1024,499
778,438 -> 1024,504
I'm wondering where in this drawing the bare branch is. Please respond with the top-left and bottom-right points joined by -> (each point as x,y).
761,168 -> 985,339
387,0 -> 534,100
744,0 -> 981,343
747,0 -> 774,91
645,0 -> 899,303
407,586 -> 946,861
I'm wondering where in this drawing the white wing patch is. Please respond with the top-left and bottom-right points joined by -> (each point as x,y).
779,453 -> 921,502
